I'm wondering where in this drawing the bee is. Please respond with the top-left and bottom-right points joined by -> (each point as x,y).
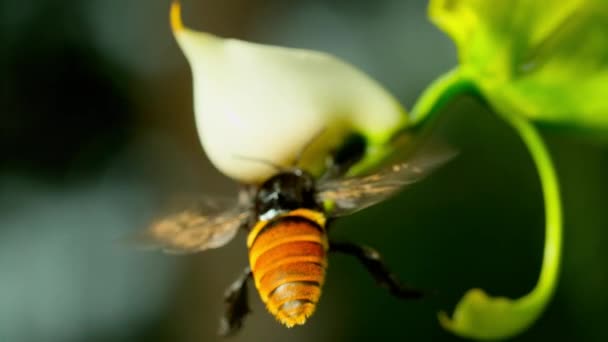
140,135 -> 453,335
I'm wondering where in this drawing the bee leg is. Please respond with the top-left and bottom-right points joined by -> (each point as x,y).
329,241 -> 424,299
218,266 -> 252,336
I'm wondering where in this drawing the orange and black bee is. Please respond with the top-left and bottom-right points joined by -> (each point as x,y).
142,135 -> 452,335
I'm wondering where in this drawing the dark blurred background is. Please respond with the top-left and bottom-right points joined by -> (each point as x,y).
1,0 -> 607,341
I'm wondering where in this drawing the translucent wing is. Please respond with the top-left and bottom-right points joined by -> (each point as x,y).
136,196 -> 252,254
316,151 -> 456,217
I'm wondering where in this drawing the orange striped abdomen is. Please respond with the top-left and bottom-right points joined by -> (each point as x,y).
247,209 -> 328,327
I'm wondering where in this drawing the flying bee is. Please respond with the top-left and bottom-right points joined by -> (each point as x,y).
141,134 -> 454,335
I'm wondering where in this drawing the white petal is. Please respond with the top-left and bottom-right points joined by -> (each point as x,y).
171,2 -> 408,183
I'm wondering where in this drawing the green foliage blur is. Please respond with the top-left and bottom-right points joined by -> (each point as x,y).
430,0 -> 608,136
0,0 -> 606,341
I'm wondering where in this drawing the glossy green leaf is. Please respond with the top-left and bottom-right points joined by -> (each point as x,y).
429,0 -> 608,135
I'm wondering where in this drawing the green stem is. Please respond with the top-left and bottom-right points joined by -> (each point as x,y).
376,67 -> 562,339
350,68 -> 472,176
438,91 -> 563,340
503,113 -> 563,314
356,68 -> 473,177
409,67 -> 475,128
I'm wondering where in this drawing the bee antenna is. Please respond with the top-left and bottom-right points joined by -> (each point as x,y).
293,127 -> 326,167
233,155 -> 286,172
233,128 -> 325,172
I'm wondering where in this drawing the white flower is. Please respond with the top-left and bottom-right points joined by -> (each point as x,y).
171,1 -> 408,183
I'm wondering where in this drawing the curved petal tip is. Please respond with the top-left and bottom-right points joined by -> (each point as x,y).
168,0 -> 407,183
170,1 -> 184,33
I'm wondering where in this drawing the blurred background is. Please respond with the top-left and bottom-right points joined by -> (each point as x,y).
1,0 -> 607,341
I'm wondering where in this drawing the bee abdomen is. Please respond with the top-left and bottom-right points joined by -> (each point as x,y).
247,210 -> 327,327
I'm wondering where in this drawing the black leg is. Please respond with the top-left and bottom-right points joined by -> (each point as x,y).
218,266 -> 252,336
330,241 -> 424,299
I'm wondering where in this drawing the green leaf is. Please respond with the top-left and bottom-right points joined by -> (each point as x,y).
429,0 -> 608,135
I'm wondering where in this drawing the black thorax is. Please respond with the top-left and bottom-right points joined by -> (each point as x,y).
254,169 -> 320,220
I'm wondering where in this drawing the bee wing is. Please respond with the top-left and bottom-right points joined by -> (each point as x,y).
316,151 -> 456,217
135,196 -> 252,254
